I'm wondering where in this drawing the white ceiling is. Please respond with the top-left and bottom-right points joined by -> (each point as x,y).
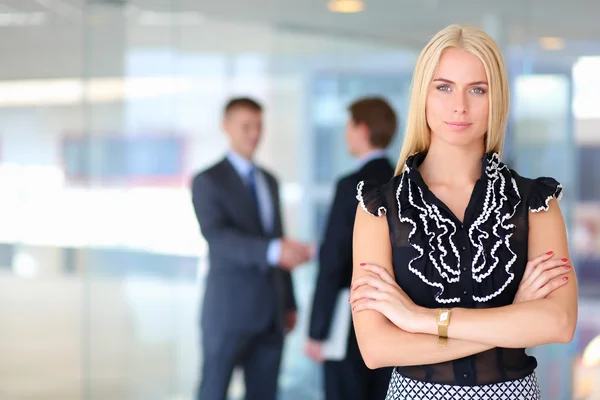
183,0 -> 600,46
0,0 -> 599,79
3,0 -> 600,44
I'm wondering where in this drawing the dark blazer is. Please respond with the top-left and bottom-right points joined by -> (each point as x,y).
192,158 -> 296,334
309,157 -> 394,358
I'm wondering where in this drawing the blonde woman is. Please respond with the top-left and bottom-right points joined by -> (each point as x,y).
350,25 -> 577,399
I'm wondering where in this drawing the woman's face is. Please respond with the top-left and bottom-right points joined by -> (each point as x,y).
426,47 -> 490,149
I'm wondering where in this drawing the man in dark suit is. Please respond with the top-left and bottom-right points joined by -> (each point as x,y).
305,97 -> 398,400
192,97 -> 312,400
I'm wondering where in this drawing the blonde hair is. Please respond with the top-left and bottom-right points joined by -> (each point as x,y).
394,24 -> 510,175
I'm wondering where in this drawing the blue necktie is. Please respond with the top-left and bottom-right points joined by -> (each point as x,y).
248,166 -> 263,231
248,166 -> 259,205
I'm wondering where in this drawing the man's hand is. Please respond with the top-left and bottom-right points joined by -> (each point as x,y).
285,310 -> 297,334
279,239 -> 312,271
304,339 -> 324,363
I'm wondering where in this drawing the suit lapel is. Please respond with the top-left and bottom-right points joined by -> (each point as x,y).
263,172 -> 282,237
217,158 -> 264,235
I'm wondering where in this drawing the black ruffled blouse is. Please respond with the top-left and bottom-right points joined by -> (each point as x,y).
356,152 -> 563,386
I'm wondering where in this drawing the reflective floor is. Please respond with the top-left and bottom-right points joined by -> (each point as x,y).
1,264 -> 598,400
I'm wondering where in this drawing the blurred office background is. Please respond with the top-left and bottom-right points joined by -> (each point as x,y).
0,0 -> 599,399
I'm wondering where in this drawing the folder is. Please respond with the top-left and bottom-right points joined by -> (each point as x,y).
322,288 -> 352,361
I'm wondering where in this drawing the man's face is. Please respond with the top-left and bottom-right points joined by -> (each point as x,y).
223,107 -> 263,160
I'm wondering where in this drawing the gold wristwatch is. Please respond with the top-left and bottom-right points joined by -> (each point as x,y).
437,308 -> 451,346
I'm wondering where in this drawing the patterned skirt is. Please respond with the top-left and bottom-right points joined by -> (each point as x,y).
385,368 -> 542,400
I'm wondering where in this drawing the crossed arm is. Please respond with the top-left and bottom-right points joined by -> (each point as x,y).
350,198 -> 577,369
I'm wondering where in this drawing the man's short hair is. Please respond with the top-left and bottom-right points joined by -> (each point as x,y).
224,97 -> 263,117
348,97 -> 398,149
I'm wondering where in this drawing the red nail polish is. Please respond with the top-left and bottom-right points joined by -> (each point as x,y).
546,251 -> 553,255
565,265 -> 571,269
360,263 -> 366,266
563,277 -> 569,281
352,306 -> 356,311
350,284 -> 353,289
561,258 -> 568,262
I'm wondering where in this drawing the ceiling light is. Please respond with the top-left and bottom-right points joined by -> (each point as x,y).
328,0 -> 364,13
138,11 -> 205,26
539,37 -> 564,51
0,12 -> 46,26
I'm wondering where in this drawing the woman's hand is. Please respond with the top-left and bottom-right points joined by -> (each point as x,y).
350,263 -> 425,333
513,251 -> 572,304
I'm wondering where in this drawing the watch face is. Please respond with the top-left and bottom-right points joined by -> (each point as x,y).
440,311 -> 449,322
438,310 -> 450,325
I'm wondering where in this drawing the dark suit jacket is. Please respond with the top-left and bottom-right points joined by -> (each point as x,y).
192,158 -> 296,334
308,157 -> 394,359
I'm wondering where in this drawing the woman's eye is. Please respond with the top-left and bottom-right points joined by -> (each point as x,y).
471,87 -> 486,95
437,85 -> 451,92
